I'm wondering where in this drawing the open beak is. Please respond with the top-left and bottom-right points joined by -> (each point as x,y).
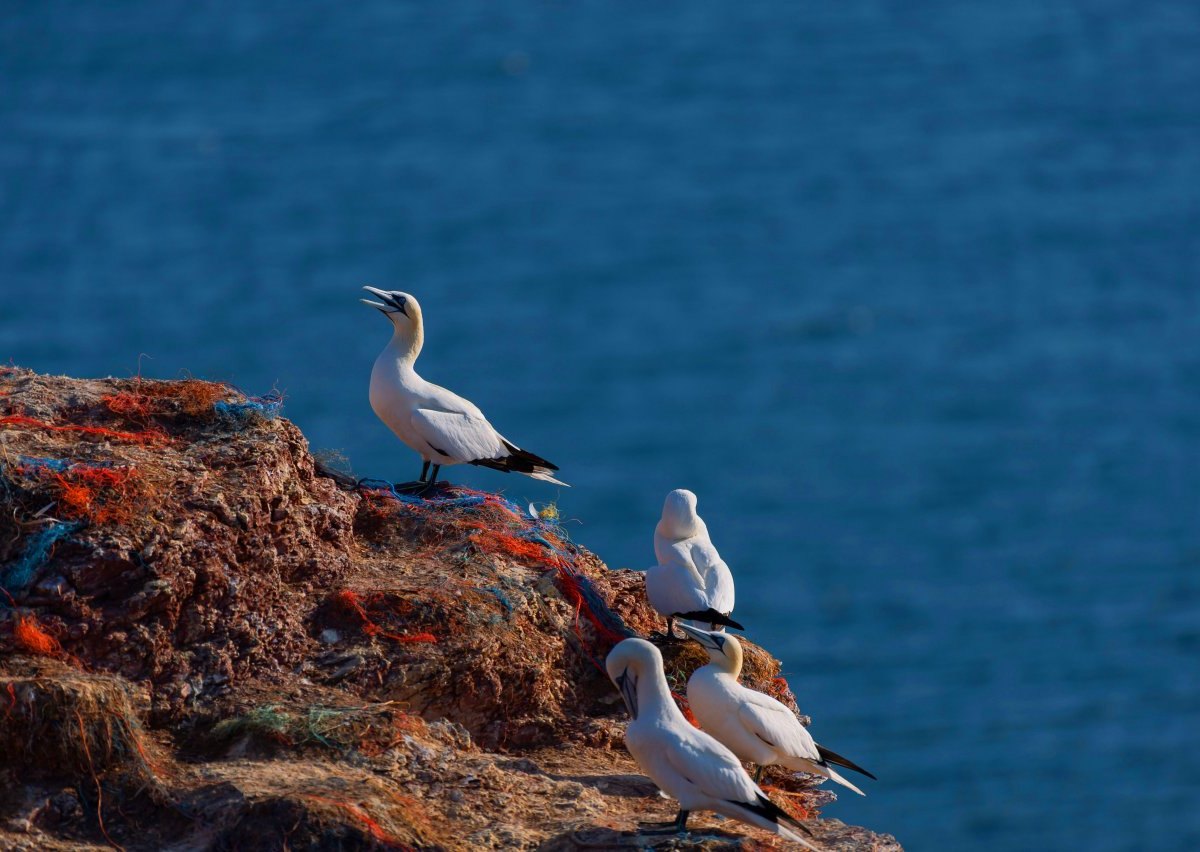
615,669 -> 639,720
678,622 -> 727,655
361,286 -> 406,316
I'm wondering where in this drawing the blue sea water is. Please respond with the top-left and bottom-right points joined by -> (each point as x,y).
2,3 -> 1199,849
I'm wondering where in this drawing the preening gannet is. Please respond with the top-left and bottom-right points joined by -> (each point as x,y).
606,638 -> 817,848
361,288 -> 567,488
678,623 -> 875,794
646,489 -> 741,637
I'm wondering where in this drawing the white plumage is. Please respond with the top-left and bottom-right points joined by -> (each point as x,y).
605,638 -> 817,848
645,489 -> 739,636
361,287 -> 566,487
678,624 -> 874,796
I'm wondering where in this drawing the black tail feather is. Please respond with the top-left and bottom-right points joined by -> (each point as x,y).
471,441 -> 560,475
817,744 -> 877,780
728,794 -> 813,836
674,608 -> 745,631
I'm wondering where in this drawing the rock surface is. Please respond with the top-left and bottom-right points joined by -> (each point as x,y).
0,367 -> 901,851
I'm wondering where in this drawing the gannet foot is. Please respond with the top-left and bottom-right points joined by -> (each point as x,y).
648,631 -> 682,645
637,809 -> 690,835
391,480 -> 429,495
418,479 -> 448,497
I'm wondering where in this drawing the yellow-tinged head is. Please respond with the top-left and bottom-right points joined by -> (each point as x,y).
678,622 -> 744,679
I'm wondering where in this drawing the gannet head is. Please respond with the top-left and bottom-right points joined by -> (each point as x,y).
361,287 -> 423,330
678,622 -> 743,677
659,488 -> 701,540
606,637 -> 662,721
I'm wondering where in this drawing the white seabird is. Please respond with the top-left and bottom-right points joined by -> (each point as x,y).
606,638 -> 818,848
678,623 -> 875,794
361,288 -> 567,488
646,489 -> 741,637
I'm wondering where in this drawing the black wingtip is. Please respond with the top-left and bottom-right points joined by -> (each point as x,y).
817,744 -> 877,780
727,795 -> 813,836
501,440 -> 559,471
471,441 -> 560,475
674,608 -> 745,631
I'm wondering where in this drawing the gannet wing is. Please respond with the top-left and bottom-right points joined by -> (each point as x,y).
411,407 -> 506,463
690,540 -> 734,608
663,734 -> 761,804
663,737 -> 817,847
665,542 -> 706,588
689,537 -> 720,572
412,408 -> 568,485
736,689 -> 821,762
692,543 -> 729,585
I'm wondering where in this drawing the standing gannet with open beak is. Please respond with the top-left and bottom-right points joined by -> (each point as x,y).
606,638 -> 818,848
646,489 -> 741,638
361,288 -> 567,489
678,623 -> 875,794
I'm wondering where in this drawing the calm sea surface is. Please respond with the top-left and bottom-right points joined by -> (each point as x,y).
3,3 -> 1199,849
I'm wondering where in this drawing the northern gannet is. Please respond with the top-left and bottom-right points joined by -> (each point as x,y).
679,623 -> 875,793
361,288 -> 567,488
606,638 -> 817,848
646,489 -> 741,637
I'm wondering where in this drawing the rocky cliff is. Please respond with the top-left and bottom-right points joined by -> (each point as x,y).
0,367 -> 900,851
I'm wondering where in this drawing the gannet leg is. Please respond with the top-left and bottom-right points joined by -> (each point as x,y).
418,464 -> 441,495
419,460 -> 430,482
650,620 -> 685,645
638,808 -> 690,834
753,765 -> 764,785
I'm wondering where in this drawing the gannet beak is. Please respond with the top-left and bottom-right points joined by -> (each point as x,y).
362,286 -> 408,316
678,622 -> 728,655
615,669 -> 639,720
361,286 -> 390,313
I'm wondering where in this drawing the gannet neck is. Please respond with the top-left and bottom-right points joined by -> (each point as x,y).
637,663 -> 683,724
390,313 -> 424,364
718,636 -> 744,679
607,638 -> 686,726
693,635 -> 743,679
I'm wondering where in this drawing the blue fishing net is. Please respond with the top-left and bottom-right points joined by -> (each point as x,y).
214,393 -> 283,425
1,520 -> 83,602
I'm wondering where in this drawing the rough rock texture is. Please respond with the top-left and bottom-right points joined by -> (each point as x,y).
0,367 -> 901,851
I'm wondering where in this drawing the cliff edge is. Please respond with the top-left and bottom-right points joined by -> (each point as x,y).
0,367 -> 901,851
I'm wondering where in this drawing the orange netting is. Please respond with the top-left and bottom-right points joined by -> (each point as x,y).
6,458 -> 150,527
0,414 -> 168,446
765,675 -> 797,707
671,691 -> 701,729
767,787 -> 818,821
13,613 -> 65,658
50,466 -> 144,524
356,483 -> 633,672
332,590 -> 439,645
302,794 -> 421,850
101,379 -> 228,421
